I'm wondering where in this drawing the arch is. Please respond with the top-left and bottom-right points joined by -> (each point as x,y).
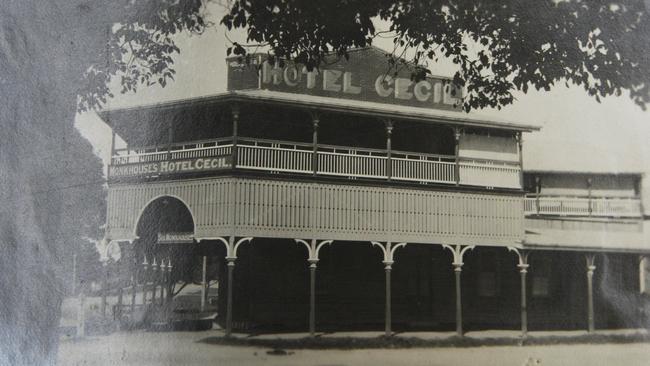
132,194 -> 197,239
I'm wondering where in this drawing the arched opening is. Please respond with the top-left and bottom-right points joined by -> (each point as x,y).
134,196 -> 206,311
135,196 -> 195,251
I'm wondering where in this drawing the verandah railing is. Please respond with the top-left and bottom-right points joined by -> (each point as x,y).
111,137 -> 521,188
524,195 -> 642,218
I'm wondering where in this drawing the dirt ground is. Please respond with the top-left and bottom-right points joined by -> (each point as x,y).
58,329 -> 650,366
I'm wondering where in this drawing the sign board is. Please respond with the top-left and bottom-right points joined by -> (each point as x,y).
108,155 -> 231,179
227,47 -> 463,111
157,232 -> 194,244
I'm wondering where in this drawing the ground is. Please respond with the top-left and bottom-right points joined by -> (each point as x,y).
58,329 -> 650,366
59,295 -> 650,365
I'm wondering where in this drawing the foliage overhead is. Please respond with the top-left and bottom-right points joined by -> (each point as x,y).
78,1 -> 650,112
219,0 -> 650,111
77,0 -> 207,112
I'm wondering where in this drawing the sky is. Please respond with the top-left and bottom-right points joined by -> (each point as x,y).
75,5 -> 650,178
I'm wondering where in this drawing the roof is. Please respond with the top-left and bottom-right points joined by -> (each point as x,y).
98,89 -> 540,133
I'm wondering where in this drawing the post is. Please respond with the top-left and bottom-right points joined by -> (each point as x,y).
385,120 -> 393,181
166,121 -> 173,160
141,257 -> 149,305
587,178 -> 593,216
385,263 -> 392,337
443,244 -> 474,337
517,132 -> 524,189
311,112 -> 319,176
151,259 -> 158,305
372,241 -> 406,337
159,260 -> 166,305
454,127 -> 461,186
77,289 -> 86,338
535,176 -> 541,215
296,239 -> 332,337
509,247 -> 530,337
586,254 -> 596,332
231,105 -> 240,170
201,256 -> 207,312
166,261 -> 173,304
640,256 -> 647,294
101,261 -> 108,318
130,275 -> 136,313
519,265 -> 529,336
225,257 -> 236,337
71,252 -> 77,296
454,264 -> 463,335
309,262 -> 317,335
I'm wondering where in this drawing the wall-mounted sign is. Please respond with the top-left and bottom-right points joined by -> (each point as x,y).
108,155 -> 231,179
227,47 -> 463,111
157,232 -> 194,244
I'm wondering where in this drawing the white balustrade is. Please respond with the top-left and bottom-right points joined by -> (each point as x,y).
317,150 -> 387,179
110,136 -> 523,189
459,159 -> 521,189
237,142 -> 312,174
524,196 -> 642,217
391,153 -> 455,184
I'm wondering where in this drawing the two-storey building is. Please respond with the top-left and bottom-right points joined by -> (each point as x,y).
99,47 -> 648,336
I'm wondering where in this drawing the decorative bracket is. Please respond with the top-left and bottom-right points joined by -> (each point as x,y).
586,253 -> 597,275
442,244 -> 475,272
212,236 -> 254,264
372,241 -> 407,270
309,110 -> 320,126
508,247 -> 530,273
295,239 -> 333,268
384,119 -> 394,135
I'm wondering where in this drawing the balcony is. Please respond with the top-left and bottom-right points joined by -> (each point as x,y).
524,195 -> 642,218
109,137 -> 522,189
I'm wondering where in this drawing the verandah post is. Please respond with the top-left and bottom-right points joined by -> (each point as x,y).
309,260 -> 317,335
517,131 -> 524,189
587,177 -> 593,216
166,120 -> 173,160
231,105 -> 240,170
452,252 -> 463,336
385,261 -> 392,336
586,253 -> 597,333
311,111 -> 319,176
384,119 -> 393,181
535,176 -> 541,215
295,239 -> 332,337
454,127 -> 461,185
509,247 -> 530,337
201,255 -> 207,312
226,236 -> 236,337
443,244 -> 474,337
372,241 -> 406,337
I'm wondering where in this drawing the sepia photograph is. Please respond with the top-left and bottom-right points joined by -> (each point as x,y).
1,1 -> 650,365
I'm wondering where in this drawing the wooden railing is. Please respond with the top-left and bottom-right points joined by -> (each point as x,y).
524,195 -> 642,218
111,137 -> 522,189
112,138 -> 233,165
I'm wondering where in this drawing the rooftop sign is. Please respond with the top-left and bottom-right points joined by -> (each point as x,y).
227,47 -> 463,112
